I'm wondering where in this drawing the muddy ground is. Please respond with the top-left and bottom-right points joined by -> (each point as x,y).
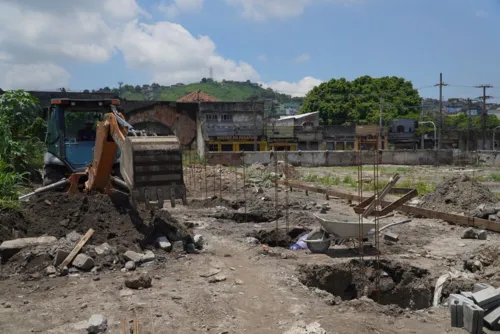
1,165 -> 500,333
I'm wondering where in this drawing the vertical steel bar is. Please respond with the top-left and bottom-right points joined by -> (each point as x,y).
274,150 -> 279,231
284,150 -> 289,233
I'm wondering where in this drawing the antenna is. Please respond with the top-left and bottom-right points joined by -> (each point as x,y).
209,66 -> 213,80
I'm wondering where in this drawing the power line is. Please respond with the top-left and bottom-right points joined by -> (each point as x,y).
435,73 -> 448,149
475,84 -> 494,149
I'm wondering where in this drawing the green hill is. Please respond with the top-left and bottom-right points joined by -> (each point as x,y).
94,79 -> 304,104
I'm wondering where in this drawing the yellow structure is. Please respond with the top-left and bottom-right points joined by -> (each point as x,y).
207,139 -> 267,152
355,125 -> 388,150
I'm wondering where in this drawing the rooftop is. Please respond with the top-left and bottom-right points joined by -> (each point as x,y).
176,90 -> 220,102
277,111 -> 319,121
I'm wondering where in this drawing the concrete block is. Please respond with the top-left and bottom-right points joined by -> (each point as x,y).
474,283 -> 493,293
449,294 -> 474,328
54,250 -> 70,266
0,236 -> 57,253
72,254 -> 94,271
461,291 -> 474,300
384,232 -> 399,242
473,287 -> 500,308
484,305 -> 500,330
463,303 -> 484,334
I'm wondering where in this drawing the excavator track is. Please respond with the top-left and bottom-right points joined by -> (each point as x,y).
120,136 -> 187,208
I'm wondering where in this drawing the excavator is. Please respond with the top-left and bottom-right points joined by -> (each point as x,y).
21,98 -> 187,208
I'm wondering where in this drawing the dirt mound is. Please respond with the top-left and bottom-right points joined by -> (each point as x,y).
189,197 -> 240,210
298,259 -> 433,310
0,192 -> 177,251
419,175 -> 498,212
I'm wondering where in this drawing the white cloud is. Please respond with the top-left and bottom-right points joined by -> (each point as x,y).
475,9 -> 488,18
257,54 -> 268,61
0,63 -> 70,90
118,20 -> 260,85
158,0 -> 204,18
295,53 -> 310,63
261,76 -> 323,97
225,0 -> 363,20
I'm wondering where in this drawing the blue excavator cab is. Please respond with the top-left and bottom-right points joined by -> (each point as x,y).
43,98 -> 121,185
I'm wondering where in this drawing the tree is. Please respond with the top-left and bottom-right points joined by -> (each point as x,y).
300,76 -> 421,125
201,78 -> 208,83
134,85 -> 142,93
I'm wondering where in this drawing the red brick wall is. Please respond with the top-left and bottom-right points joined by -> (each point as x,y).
127,105 -> 197,146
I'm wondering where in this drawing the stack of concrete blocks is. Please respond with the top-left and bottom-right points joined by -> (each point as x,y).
449,283 -> 500,333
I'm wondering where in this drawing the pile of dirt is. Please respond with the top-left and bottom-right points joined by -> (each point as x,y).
189,197 -> 241,210
419,175 -> 499,212
298,259 -> 433,310
0,192 -> 190,251
250,161 -> 300,180
211,198 -> 283,223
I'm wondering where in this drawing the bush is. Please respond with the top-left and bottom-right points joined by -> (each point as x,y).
0,160 -> 27,208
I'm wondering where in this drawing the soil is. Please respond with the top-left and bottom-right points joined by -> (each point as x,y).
419,175 -> 499,212
0,191 -> 192,252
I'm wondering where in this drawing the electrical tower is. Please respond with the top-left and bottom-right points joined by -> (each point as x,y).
209,67 -> 213,80
475,84 -> 493,149
434,73 -> 447,149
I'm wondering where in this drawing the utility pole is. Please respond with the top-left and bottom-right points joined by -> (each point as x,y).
466,98 -> 472,152
379,97 -> 383,150
420,98 -> 425,149
475,84 -> 493,150
434,73 -> 447,149
118,81 -> 123,99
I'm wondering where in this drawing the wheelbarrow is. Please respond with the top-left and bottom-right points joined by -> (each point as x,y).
303,213 -> 411,254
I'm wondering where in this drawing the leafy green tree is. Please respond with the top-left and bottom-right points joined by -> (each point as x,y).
300,76 -> 421,125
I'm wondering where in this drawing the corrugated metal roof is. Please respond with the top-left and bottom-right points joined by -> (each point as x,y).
277,111 -> 318,121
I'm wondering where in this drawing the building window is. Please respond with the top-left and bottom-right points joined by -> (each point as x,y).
221,114 -> 232,121
206,114 -> 218,121
240,144 -> 255,151
221,144 -> 233,151
397,125 -> 405,133
208,144 -> 218,151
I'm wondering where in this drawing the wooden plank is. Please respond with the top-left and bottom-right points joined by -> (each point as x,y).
362,174 -> 400,217
278,180 -> 500,233
58,228 -> 95,269
378,189 -> 418,215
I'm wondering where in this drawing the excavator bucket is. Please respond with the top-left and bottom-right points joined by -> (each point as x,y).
119,135 -> 187,208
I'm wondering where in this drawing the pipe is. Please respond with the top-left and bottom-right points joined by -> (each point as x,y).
18,178 -> 69,200
110,176 -> 130,192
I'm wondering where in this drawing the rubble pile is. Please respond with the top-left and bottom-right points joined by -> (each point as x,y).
419,175 -> 499,214
463,245 -> 500,286
250,161 -> 300,180
0,192 -> 201,279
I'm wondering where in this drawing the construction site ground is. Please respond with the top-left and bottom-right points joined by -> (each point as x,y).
1,164 -> 500,333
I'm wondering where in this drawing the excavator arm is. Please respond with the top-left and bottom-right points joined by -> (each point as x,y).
85,106 -> 186,208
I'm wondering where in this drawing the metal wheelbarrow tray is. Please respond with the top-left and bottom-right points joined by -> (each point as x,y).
304,213 -> 410,254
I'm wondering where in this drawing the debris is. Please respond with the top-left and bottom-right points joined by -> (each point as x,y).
53,250 -> 70,266
66,231 -> 83,243
474,283 -> 493,293
0,236 -> 57,254
59,228 -> 95,270
125,261 -> 136,271
477,230 -> 487,240
246,237 -> 260,245
125,274 -> 152,290
123,250 -> 142,263
119,290 -> 133,297
208,275 -> 227,283
473,287 -> 500,310
484,304 -> 500,330
94,243 -> 113,256
86,314 -> 108,334
462,228 -> 478,240
193,234 -> 204,250
200,269 -> 221,278
156,236 -> 172,251
72,254 -> 95,271
140,250 -> 155,263
289,233 -> 309,251
383,232 -> 399,242
4,302 -> 11,308
45,266 -> 57,275
235,279 -> 244,285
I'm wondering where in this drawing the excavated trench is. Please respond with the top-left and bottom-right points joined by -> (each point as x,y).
249,227 -> 309,247
298,259 -> 434,310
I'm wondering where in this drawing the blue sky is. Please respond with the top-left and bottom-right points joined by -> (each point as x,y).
0,0 -> 499,101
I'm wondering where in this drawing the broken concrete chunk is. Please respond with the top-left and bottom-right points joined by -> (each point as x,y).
125,274 -> 152,290
72,254 -> 95,271
140,250 -> 155,263
86,314 -> 108,334
461,227 -> 477,239
45,265 -> 57,275
54,250 -> 70,266
477,230 -> 487,240
383,232 -> 399,242
0,236 -> 57,252
124,261 -> 136,271
66,231 -> 82,243
123,250 -> 142,263
94,243 -> 113,256
246,237 -> 260,245
156,236 -> 172,251
208,275 -> 227,283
